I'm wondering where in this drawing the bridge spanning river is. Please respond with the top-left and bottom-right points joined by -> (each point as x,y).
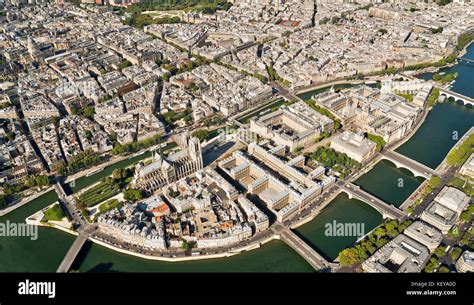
459,57 -> 474,64
379,150 -> 440,179
272,222 -> 337,271
439,88 -> 474,106
56,234 -> 88,273
336,181 -> 406,220
54,182 -> 96,273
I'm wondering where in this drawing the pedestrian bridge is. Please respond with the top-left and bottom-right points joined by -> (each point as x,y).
57,234 -> 88,273
272,223 -> 337,271
379,150 -> 439,179
439,88 -> 474,107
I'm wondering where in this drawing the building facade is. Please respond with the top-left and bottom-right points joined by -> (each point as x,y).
132,137 -> 203,193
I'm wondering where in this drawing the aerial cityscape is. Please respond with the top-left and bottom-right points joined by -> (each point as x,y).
0,0 -> 473,277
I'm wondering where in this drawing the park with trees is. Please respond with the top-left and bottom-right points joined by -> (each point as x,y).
308,145 -> 361,179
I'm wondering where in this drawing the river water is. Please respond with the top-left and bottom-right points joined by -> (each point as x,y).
293,193 -> 383,261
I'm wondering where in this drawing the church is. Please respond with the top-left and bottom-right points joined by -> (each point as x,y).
132,136 -> 203,193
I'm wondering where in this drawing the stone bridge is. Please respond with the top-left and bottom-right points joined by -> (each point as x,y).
439,88 -> 474,107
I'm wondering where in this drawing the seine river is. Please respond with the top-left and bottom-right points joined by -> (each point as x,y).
0,46 -> 473,272
397,43 -> 474,168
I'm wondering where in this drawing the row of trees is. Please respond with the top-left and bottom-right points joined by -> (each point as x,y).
446,134 -> 474,166
0,176 -> 46,192
456,32 -> 474,51
191,129 -> 211,142
201,115 -> 223,127
432,72 -> 458,84
265,65 -> 291,87
338,219 -> 413,266
124,14 -> 181,28
424,245 -> 463,273
376,52 -> 457,76
366,133 -> 386,152
304,100 -> 342,131
427,88 -> 440,107
406,176 -> 442,214
22,175 -> 50,189
57,149 -> 103,175
111,134 -> 162,156
216,60 -> 269,84
125,0 -> 232,14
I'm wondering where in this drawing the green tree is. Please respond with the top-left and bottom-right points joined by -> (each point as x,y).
6,131 -> 16,142
437,266 -> 450,273
119,60 -> 132,71
191,129 -> 210,142
112,169 -> 124,180
433,246 -> 446,258
338,248 -> 365,266
83,106 -> 94,120
459,205 -> 473,222
373,227 -> 387,239
450,247 -> 463,261
162,72 -> 171,82
456,33 -> 474,50
181,240 -> 192,251
424,257 -> 439,273
374,237 -> 388,248
84,130 -> 93,140
123,188 -> 144,202
366,133 -> 386,151
431,27 -> 443,34
35,175 -> 50,187
385,220 -> 398,232
429,176 -> 442,188
70,106 -> 79,115
0,194 -> 7,208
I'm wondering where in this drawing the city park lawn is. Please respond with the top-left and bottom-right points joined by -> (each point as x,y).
77,180 -> 120,208
43,204 -> 66,222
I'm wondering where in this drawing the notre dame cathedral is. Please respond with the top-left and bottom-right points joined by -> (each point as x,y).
132,136 -> 203,194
